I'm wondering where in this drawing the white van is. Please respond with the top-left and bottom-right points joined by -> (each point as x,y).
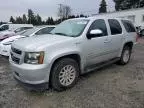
0,24 -> 33,32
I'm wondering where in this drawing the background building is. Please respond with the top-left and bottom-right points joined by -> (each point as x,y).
93,8 -> 144,27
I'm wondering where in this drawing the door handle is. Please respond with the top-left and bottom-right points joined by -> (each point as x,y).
104,40 -> 110,43
104,39 -> 111,43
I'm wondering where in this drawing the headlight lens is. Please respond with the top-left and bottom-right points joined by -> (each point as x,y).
3,40 -> 14,45
24,52 -> 44,64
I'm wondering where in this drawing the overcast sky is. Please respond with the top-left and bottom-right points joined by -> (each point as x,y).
0,0 -> 115,22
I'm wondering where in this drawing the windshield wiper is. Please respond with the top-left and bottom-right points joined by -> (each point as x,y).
54,33 -> 68,36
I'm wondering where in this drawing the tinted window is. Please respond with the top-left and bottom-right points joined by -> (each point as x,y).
36,27 -> 55,35
88,19 -> 108,36
15,27 -> 25,33
122,20 -> 136,32
0,25 -> 9,31
127,15 -> 135,22
108,19 -> 122,35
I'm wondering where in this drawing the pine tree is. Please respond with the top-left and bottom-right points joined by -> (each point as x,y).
99,0 -> 107,13
40,20 -> 45,25
50,17 -> 55,25
76,15 -> 80,18
46,17 -> 51,25
113,0 -> 123,11
15,16 -> 23,24
140,0 -> 144,7
36,14 -> 42,25
80,14 -> 85,17
0,21 -> 3,25
28,9 -> 36,25
9,16 -> 15,23
22,14 -> 27,24
68,15 -> 76,19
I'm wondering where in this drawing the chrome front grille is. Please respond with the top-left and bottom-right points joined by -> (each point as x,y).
11,53 -> 20,64
11,47 -> 22,55
11,47 -> 23,64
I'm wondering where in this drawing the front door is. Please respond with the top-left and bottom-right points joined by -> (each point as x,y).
82,19 -> 110,67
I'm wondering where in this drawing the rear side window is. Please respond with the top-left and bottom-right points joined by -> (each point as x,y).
88,19 -> 108,36
14,27 -> 25,33
15,27 -> 33,32
108,19 -> 122,35
0,25 -> 9,31
122,20 -> 136,32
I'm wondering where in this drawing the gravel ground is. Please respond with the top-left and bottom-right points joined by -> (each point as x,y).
0,41 -> 144,108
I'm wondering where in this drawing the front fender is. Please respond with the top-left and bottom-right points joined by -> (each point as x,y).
46,48 -> 81,66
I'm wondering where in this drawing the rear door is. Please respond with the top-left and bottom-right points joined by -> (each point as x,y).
106,19 -> 123,58
121,20 -> 137,44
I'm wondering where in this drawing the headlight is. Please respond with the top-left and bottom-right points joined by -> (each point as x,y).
24,52 -> 44,64
3,40 -> 14,45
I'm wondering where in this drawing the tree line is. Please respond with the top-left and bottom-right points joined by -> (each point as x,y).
10,9 -> 56,25
99,0 -> 144,13
1,0 -> 144,25
9,9 -> 88,25
114,0 -> 144,11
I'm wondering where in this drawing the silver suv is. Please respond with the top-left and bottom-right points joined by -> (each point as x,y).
9,17 -> 137,91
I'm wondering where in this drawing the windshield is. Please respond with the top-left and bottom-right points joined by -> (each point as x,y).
20,28 -> 38,36
50,19 -> 89,37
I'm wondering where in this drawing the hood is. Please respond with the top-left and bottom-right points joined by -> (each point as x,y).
1,35 -> 26,44
12,34 -> 73,51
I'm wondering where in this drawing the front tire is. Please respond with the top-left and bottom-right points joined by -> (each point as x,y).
118,46 -> 131,65
51,58 -> 79,91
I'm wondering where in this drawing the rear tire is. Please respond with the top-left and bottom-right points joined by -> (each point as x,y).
51,58 -> 80,91
118,46 -> 131,65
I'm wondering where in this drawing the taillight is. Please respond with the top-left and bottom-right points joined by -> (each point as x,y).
136,33 -> 139,42
0,35 -> 9,40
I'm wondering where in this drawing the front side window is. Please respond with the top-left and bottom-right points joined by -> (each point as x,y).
35,27 -> 55,35
88,19 -> 108,36
50,19 -> 89,37
108,19 -> 122,35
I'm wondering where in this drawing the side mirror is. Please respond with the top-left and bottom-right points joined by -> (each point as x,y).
87,29 -> 103,39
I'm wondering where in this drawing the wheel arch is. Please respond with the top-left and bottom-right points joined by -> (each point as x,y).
123,41 -> 133,50
49,53 -> 81,86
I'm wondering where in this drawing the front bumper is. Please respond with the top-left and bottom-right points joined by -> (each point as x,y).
10,59 -> 51,89
14,76 -> 49,90
0,44 -> 11,56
